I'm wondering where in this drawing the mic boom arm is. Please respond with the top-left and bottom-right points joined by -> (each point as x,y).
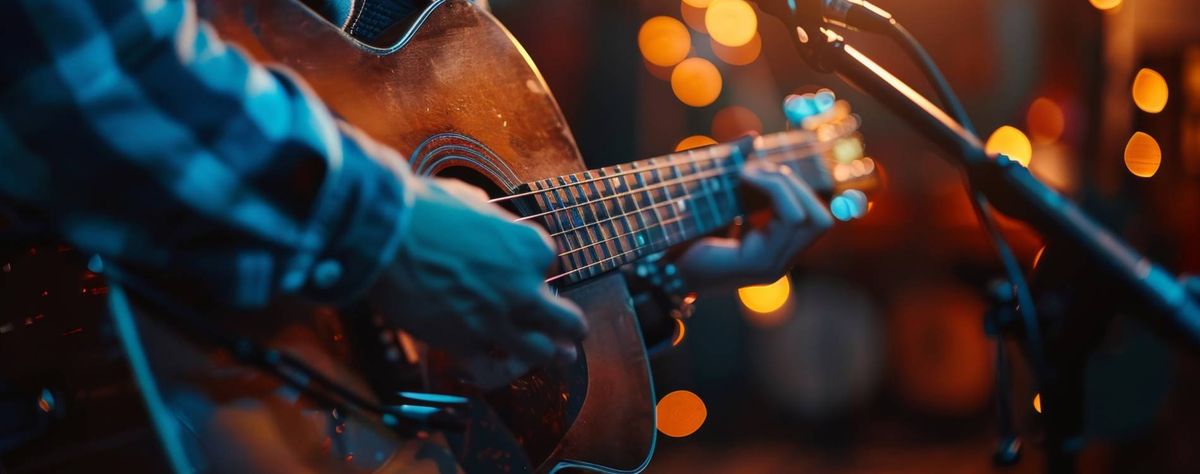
795,27 -> 1200,348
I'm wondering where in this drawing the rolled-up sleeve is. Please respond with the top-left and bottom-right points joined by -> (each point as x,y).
0,0 -> 412,308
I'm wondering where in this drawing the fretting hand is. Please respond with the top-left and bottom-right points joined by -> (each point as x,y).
674,159 -> 834,292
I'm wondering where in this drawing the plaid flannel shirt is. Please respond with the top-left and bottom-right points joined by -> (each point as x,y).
0,0 -> 413,308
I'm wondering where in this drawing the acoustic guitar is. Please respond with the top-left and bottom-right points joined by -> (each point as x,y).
0,1 -> 875,472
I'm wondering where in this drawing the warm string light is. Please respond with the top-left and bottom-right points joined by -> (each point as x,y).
985,125 -> 1033,167
675,135 -> 719,151
656,390 -> 707,437
711,32 -> 762,66
1132,68 -> 1169,114
1124,132 -> 1162,178
638,16 -> 691,68
711,105 -> 762,141
1088,0 -> 1122,12
671,58 -> 723,107
1027,97 -> 1065,144
739,274 -> 791,318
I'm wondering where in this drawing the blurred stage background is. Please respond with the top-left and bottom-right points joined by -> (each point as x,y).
489,0 -> 1200,472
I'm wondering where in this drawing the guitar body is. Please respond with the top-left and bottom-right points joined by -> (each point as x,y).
0,1 -> 655,472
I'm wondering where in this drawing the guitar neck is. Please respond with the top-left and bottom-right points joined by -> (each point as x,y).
522,129 -> 842,285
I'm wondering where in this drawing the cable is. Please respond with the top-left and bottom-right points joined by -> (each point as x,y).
869,17 -> 1053,393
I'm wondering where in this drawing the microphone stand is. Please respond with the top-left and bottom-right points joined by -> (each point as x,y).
785,25 -> 1200,471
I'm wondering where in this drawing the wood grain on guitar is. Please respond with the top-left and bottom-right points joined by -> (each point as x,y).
0,1 -> 872,472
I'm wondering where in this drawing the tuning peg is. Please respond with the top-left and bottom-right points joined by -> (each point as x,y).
829,189 -> 869,222
783,89 -> 837,127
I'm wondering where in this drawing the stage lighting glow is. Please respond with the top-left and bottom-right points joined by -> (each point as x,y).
656,390 -> 707,437
706,0 -> 757,47
739,274 -> 791,316
1124,131 -> 1162,178
985,126 -> 1033,167
671,58 -> 723,107
1132,68 -> 1169,113
675,135 -> 719,151
711,105 -> 762,142
1027,97 -> 1065,144
638,16 -> 691,67
711,32 -> 761,66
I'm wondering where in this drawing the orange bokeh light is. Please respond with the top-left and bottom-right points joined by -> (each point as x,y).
1132,68 -> 1169,114
1089,0 -> 1121,11
711,105 -> 763,142
681,1 -> 708,33
985,125 -> 1033,167
675,135 -> 719,151
638,16 -> 691,68
671,58 -> 723,107
711,32 -> 762,66
1027,97 -> 1065,144
739,274 -> 791,318
1124,131 -> 1162,178
706,0 -> 757,47
656,390 -> 708,437
1033,393 -> 1042,413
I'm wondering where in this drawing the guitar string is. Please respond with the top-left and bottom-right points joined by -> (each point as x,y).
545,211 -> 698,283
485,118 -> 858,205
545,145 -> 859,283
544,144 -> 839,264
514,138 -> 838,223
537,142 -> 837,248
553,176 -> 731,259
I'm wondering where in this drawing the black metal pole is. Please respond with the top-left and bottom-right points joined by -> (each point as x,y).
796,27 -> 1200,349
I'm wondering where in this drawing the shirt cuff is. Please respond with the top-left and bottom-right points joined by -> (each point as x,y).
289,125 -> 414,306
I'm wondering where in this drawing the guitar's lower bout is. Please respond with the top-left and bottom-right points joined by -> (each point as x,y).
413,136 -> 657,473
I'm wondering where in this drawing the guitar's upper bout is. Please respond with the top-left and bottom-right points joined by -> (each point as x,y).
198,0 -> 588,187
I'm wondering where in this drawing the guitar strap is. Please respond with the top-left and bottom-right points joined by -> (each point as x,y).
345,0 -> 424,42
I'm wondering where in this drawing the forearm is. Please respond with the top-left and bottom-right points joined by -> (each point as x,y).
0,0 -> 411,308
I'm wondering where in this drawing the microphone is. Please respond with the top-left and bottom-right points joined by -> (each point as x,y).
755,0 -> 895,35
822,0 -> 894,33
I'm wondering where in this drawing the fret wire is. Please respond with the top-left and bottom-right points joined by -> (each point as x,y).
568,174 -> 605,266
616,163 -> 651,253
638,159 -> 673,250
581,172 -> 616,262
555,186 -> 722,259
542,163 -> 734,240
593,168 -> 628,259
547,211 -> 698,284
513,142 -> 826,223
690,149 -> 723,232
551,145 -> 829,281
489,117 -> 858,205
543,157 -> 748,240
649,158 -> 688,243
558,175 -> 600,269
545,178 -> 584,271
671,154 -> 706,234
550,132 -> 855,282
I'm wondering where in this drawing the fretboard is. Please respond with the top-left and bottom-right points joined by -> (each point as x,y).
522,123 -> 858,285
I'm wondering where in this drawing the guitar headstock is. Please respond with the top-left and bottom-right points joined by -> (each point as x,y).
750,90 -> 881,221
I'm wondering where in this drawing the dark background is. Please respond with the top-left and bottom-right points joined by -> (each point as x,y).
492,0 -> 1200,472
